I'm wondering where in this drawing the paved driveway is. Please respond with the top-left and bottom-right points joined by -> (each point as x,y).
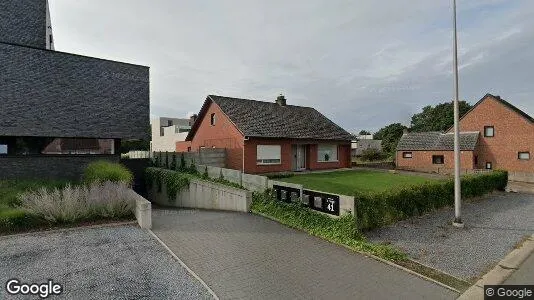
367,192 -> 534,281
0,225 -> 212,300
152,209 -> 458,300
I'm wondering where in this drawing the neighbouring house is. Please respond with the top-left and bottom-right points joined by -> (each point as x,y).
0,0 -> 149,180
351,138 -> 382,157
396,94 -> 534,174
150,116 -> 194,152
177,95 -> 353,174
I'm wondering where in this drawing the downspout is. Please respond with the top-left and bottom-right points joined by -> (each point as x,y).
243,136 -> 249,172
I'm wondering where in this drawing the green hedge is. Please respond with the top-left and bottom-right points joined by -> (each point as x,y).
251,191 -> 406,261
83,161 -> 133,185
145,168 -> 193,202
355,170 -> 508,230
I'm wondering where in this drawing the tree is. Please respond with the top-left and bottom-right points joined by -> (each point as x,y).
373,123 -> 408,155
410,101 -> 472,132
358,130 -> 371,135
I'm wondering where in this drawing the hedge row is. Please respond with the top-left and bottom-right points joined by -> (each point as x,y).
355,170 -> 508,231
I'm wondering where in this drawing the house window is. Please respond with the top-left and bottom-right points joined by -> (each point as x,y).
402,152 -> 413,158
317,144 -> 338,162
518,152 -> 530,160
210,113 -> 216,126
486,162 -> 493,169
160,127 -> 164,136
0,144 -> 7,155
257,145 -> 281,165
484,126 -> 494,137
432,155 -> 444,164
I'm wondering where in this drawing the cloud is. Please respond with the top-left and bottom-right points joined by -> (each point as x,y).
48,0 -> 534,132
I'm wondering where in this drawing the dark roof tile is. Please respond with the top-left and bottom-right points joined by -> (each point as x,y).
397,132 -> 479,151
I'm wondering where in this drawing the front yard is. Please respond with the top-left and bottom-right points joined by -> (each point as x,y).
278,169 -> 436,194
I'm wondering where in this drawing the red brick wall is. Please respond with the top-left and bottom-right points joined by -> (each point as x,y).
396,150 -> 474,173
186,102 -> 245,170
244,139 -> 351,174
176,141 -> 191,152
448,96 -> 534,172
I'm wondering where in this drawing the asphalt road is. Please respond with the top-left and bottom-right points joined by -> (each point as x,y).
504,252 -> 534,284
151,208 -> 458,300
0,225 -> 212,300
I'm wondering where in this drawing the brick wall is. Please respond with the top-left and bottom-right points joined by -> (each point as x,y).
0,155 -> 119,181
446,96 -> 534,172
187,102 -> 244,170
244,139 -> 351,174
396,150 -> 474,173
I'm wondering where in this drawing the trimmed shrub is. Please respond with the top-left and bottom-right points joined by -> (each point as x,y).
18,182 -> 136,224
266,173 -> 294,179
355,170 -> 508,231
83,161 -> 133,185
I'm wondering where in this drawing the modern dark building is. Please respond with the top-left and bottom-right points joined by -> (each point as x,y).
0,0 -> 150,180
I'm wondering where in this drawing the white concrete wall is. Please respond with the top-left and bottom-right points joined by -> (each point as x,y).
508,172 -> 534,183
132,190 -> 152,229
148,178 -> 252,212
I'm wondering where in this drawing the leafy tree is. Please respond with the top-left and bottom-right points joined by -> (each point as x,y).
373,123 -> 408,155
410,101 -> 472,132
358,130 -> 371,135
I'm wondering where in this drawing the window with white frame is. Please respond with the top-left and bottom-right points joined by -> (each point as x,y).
317,144 -> 338,162
518,152 -> 530,160
257,145 -> 281,165
402,152 -> 413,158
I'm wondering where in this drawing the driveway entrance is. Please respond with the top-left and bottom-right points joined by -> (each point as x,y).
151,208 -> 458,299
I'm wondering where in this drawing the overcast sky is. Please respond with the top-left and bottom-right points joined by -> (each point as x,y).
49,0 -> 534,133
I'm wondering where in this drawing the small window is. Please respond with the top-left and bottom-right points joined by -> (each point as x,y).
432,155 -> 444,164
187,147 -> 191,152
486,162 -> 493,169
484,126 -> 494,137
167,120 -> 173,126
0,144 -> 7,155
402,152 -> 413,158
317,144 -> 338,162
257,145 -> 281,165
518,152 -> 530,160
160,127 -> 164,136
210,113 -> 216,126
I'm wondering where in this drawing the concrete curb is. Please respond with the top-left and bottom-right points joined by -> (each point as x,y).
457,234 -> 534,300
252,211 -> 461,294
148,230 -> 219,300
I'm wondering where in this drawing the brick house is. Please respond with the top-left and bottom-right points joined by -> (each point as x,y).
396,94 -> 533,173
177,95 -> 352,174
0,0 -> 149,180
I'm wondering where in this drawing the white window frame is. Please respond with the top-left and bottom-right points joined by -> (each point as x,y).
317,144 -> 338,162
518,152 -> 530,160
486,162 -> 493,169
484,126 -> 494,137
257,145 -> 281,165
402,152 -> 413,158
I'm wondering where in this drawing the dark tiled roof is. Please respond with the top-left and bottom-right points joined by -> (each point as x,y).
0,43 -> 150,140
194,95 -> 352,140
397,132 -> 479,151
0,0 -> 46,48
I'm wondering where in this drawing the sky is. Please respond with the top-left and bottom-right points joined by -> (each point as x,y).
48,0 -> 534,133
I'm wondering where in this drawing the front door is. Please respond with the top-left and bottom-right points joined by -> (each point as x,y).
293,145 -> 306,171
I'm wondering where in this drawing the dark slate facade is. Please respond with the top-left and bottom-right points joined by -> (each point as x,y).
0,0 -> 47,48
0,43 -> 150,140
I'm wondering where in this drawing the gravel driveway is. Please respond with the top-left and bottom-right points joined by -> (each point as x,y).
367,192 -> 534,281
0,225 -> 213,300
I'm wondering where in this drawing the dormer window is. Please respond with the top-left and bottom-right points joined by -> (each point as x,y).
210,113 -> 216,126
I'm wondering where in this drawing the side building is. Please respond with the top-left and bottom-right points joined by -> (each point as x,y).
0,0 -> 149,180
396,94 -> 533,174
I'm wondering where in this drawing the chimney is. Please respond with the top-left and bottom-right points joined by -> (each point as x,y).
275,94 -> 287,106
189,114 -> 198,126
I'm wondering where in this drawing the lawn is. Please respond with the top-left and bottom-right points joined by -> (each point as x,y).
278,169 -> 437,195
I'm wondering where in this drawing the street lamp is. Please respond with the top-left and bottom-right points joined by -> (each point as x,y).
452,0 -> 464,228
